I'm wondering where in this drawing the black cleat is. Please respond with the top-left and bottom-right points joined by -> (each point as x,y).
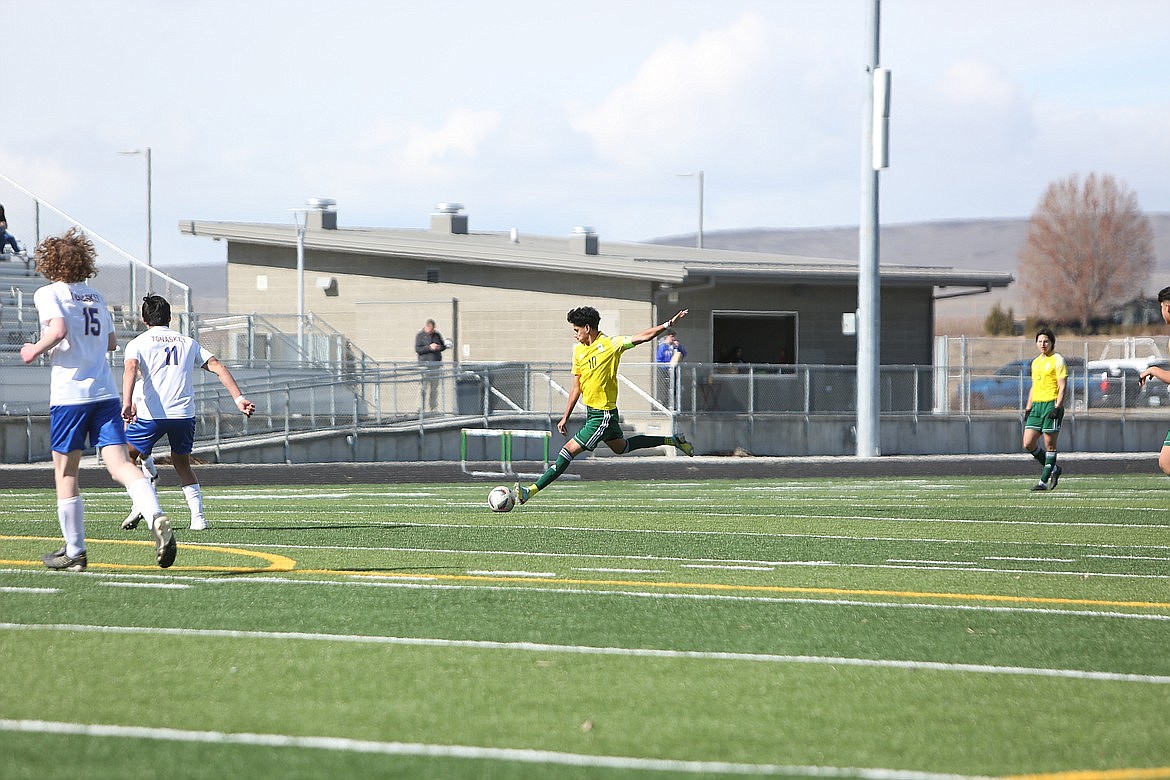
1047,465 -> 1063,491
43,546 -> 87,571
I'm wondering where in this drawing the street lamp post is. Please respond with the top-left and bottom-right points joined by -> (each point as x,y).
290,198 -> 335,363
677,171 -> 704,249
118,147 -> 152,308
293,211 -> 306,359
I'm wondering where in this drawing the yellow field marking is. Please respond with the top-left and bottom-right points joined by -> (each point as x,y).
1005,768 -> 1170,780
0,535 -> 296,573
294,569 -> 1170,611
3,534 -> 1168,610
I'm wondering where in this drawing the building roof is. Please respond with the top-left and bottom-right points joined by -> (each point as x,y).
180,212 -> 1014,294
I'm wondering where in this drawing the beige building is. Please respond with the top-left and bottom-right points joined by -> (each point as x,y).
179,202 -> 1012,369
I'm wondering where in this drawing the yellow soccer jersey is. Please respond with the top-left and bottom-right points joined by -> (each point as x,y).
1030,352 -> 1068,402
573,333 -> 635,410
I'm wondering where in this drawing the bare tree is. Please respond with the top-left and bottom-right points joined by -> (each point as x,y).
1019,173 -> 1154,333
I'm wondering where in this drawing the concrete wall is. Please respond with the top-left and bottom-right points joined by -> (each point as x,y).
4,413 -> 1160,465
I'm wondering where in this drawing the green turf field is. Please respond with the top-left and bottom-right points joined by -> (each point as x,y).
1,474 -> 1168,779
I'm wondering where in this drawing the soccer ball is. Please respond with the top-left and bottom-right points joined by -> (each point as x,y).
487,485 -> 516,513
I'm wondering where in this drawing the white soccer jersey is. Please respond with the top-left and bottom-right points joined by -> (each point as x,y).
124,326 -> 215,419
33,281 -> 119,406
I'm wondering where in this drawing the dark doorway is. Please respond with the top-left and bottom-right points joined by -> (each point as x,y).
712,312 -> 797,366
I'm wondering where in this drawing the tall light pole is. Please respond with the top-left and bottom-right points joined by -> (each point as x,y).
857,0 -> 888,458
677,170 -> 704,249
119,147 -> 152,308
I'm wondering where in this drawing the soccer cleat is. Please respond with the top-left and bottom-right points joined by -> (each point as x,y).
122,509 -> 143,531
43,546 -> 87,571
513,482 -> 532,505
1047,464 -> 1063,491
674,433 -> 694,457
152,514 -> 177,568
1030,482 -> 1048,492
189,518 -> 208,531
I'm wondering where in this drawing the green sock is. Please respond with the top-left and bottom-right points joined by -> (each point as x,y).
624,435 -> 668,453
1031,446 -> 1047,465
535,448 -> 574,490
1040,452 -> 1057,483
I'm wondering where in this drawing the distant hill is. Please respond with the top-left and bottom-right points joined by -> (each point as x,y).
651,214 -> 1170,334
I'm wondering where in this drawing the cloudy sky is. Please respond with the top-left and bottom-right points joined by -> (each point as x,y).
3,0 -> 1168,267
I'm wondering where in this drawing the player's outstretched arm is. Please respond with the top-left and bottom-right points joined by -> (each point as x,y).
1141,365 -> 1170,386
631,309 -> 689,345
205,357 -> 256,417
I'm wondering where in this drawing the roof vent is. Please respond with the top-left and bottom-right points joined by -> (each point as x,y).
431,202 -> 468,235
569,225 -> 598,255
305,197 -> 337,230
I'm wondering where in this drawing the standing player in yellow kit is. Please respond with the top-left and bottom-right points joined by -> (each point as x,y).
1022,327 -> 1066,491
515,306 -> 694,504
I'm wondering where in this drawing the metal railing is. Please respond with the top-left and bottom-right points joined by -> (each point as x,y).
4,357 -> 1168,463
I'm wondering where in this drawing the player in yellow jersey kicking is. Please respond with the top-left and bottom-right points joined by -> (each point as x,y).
1022,327 -> 1066,492
515,306 -> 694,504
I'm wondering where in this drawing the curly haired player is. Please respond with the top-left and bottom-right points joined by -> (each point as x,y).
20,228 -> 174,571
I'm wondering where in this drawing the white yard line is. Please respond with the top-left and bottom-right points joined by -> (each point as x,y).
0,719 -> 995,779
3,622 -> 1168,685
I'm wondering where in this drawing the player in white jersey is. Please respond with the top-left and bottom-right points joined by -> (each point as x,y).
20,229 -> 174,571
121,294 -> 255,531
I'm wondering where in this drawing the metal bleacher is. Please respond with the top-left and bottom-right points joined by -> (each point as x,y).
0,252 -> 42,362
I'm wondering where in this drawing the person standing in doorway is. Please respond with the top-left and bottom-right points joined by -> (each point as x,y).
415,318 -> 448,412
1022,327 -> 1066,492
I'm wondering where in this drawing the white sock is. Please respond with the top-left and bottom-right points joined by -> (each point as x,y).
58,496 -> 86,557
183,484 -> 205,525
141,456 -> 158,480
126,478 -> 164,527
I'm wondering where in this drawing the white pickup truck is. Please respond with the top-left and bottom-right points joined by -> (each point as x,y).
1084,337 -> 1170,408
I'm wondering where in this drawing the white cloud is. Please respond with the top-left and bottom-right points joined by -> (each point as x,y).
935,60 -> 1020,109
402,109 -> 502,170
569,12 -> 774,168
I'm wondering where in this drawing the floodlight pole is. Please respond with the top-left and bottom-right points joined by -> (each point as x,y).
856,0 -> 884,458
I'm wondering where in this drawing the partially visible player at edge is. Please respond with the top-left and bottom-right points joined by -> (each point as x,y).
19,228 -> 175,571
120,294 -> 256,532
1022,326 -> 1066,492
514,307 -> 694,504
1139,285 -> 1170,476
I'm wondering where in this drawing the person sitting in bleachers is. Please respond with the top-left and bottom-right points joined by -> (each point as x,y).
0,203 -> 23,256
